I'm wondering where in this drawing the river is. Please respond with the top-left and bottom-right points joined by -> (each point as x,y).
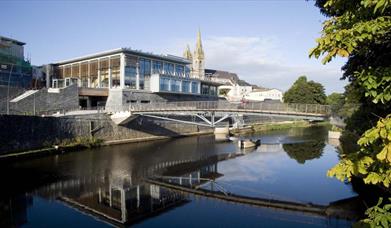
0,126 -> 357,227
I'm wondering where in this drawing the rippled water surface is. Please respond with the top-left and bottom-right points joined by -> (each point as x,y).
0,126 -> 356,227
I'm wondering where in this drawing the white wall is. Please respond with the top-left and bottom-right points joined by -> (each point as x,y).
244,89 -> 283,102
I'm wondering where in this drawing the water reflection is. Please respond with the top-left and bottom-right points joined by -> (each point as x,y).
0,127 -> 358,227
283,141 -> 326,164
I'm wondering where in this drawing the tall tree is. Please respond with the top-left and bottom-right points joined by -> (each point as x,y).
310,1 -> 391,225
283,75 -> 327,104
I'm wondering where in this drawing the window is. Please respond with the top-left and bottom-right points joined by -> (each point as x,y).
163,62 -> 174,75
210,86 -> 216,96
139,58 -> 151,90
182,81 -> 190,93
152,60 -> 163,74
175,65 -> 184,77
125,66 -> 137,89
185,66 -> 191,78
171,79 -> 180,92
201,84 -> 209,95
191,82 -> 199,94
159,77 -> 170,91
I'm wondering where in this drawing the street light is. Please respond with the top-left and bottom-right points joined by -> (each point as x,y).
6,63 -> 14,115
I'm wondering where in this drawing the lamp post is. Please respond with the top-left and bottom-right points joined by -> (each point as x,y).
6,63 -> 14,115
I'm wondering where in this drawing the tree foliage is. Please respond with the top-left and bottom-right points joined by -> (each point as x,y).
283,76 -> 327,104
310,0 -> 391,104
328,115 -> 391,187
311,0 -> 391,225
354,198 -> 391,228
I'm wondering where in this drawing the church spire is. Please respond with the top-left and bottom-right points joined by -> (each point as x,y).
193,29 -> 205,79
183,44 -> 193,60
194,29 -> 204,60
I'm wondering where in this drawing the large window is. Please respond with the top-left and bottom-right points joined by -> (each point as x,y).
171,79 -> 180,92
201,84 -> 209,95
191,82 -> 199,94
182,81 -> 190,93
175,65 -> 184,77
163,62 -> 174,75
152,60 -> 163,74
159,77 -> 170,91
139,58 -> 151,90
110,56 -> 121,88
99,58 -> 109,88
80,62 -> 88,87
210,86 -> 217,96
125,66 -> 137,89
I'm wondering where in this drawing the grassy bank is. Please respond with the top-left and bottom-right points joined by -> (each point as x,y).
251,121 -> 330,132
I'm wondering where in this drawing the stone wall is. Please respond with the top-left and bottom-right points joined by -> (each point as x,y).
0,114 -> 211,154
7,85 -> 79,115
0,86 -> 25,113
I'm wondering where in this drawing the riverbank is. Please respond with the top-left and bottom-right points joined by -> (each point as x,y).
231,120 -> 330,135
0,129 -> 214,161
0,116 -> 329,161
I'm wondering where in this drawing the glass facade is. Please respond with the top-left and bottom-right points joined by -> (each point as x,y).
139,58 -> 151,90
152,60 -> 163,74
182,81 -> 190,93
191,82 -> 199,94
170,79 -> 181,92
163,62 -> 174,75
159,77 -> 170,91
201,84 -> 209,95
52,52 -> 215,97
125,66 -> 137,89
210,86 -> 217,96
175,65 -> 184,77
110,57 -> 121,88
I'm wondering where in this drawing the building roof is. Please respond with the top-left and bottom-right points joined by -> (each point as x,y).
0,36 -> 26,46
205,69 -> 239,81
54,48 -> 191,65
252,88 -> 282,92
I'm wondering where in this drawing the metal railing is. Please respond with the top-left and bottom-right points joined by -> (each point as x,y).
106,101 -> 331,116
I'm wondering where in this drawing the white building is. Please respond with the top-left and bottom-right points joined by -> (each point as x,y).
244,88 -> 283,102
218,85 -> 252,102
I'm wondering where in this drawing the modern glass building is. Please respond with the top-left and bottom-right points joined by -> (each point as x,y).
48,48 -> 219,107
51,48 -> 220,93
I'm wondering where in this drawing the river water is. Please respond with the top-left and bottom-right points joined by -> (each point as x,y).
0,126 -> 357,227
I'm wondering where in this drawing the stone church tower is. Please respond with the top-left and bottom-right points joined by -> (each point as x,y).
183,30 -> 205,79
193,30 -> 205,79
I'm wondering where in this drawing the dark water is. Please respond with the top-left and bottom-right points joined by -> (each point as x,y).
0,126 -> 357,227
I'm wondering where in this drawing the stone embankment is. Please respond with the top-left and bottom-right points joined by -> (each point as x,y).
0,114 -> 212,157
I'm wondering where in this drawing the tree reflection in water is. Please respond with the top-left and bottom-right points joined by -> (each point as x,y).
283,141 -> 326,164
282,126 -> 327,164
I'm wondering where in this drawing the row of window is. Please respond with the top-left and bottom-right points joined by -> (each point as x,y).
159,77 -> 199,94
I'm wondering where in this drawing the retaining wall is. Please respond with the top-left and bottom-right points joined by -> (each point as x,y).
0,114 -> 211,154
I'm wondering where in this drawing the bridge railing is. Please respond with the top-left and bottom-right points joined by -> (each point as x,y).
108,101 -> 331,116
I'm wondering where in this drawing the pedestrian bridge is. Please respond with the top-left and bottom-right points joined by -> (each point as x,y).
108,101 -> 331,126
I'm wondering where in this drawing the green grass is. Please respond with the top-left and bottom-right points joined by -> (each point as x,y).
251,121 -> 330,132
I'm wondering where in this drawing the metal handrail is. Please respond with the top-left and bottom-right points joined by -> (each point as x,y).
106,101 -> 331,116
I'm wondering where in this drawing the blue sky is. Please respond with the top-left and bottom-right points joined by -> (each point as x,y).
1,0 -> 347,94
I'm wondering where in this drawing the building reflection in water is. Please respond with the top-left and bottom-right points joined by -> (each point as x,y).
32,154 -> 224,226
0,194 -> 33,227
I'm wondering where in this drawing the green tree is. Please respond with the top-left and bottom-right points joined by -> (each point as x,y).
283,75 -> 327,104
326,92 -> 343,105
311,0 -> 391,225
